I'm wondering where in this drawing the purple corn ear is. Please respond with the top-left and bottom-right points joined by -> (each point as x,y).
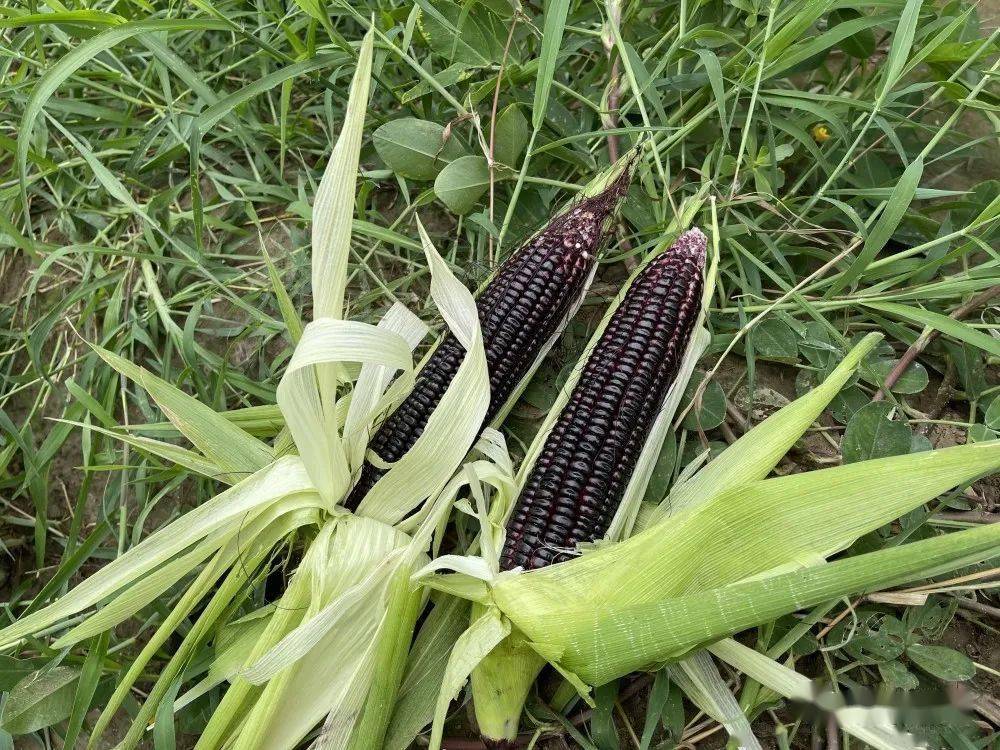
344,166 -> 636,510
500,228 -> 707,571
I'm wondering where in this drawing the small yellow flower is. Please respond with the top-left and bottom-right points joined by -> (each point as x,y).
811,123 -> 832,143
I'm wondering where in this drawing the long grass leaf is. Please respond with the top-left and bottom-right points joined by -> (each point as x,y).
532,0 -> 571,132
863,301 -> 1000,356
16,19 -> 228,222
92,346 -> 273,476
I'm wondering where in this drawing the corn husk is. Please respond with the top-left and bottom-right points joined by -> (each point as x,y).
422,194 -> 714,745
418,326 -> 1000,748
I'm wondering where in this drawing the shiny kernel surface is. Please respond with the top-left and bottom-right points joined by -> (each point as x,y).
500,229 -> 706,570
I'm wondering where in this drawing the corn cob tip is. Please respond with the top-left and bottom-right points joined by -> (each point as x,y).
670,227 -> 708,264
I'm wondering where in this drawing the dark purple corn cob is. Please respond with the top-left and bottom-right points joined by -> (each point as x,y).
344,168 -> 635,510
500,229 -> 707,571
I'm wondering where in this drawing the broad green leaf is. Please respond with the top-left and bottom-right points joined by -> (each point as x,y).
841,402 -> 912,464
642,433 -> 677,503
866,358 -> 929,394
434,155 -> 491,214
879,660 -> 920,691
494,104 -> 530,168
985,396 -> 1000,430
2,666 -> 78,735
751,318 -> 799,361
680,374 -> 726,431
906,643 -> 976,681
416,0 -> 497,66
831,386 -> 869,424
373,118 -> 466,180
968,424 -> 996,443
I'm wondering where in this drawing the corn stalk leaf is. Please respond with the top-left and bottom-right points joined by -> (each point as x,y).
0,457 -> 314,649
276,318 -> 417,508
384,596 -> 471,750
343,302 -> 428,471
669,652 -> 761,750
230,516 -> 417,750
430,608 -> 511,750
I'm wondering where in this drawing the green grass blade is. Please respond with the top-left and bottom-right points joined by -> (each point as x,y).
863,300 -> 1000,357
532,0 -> 571,132
16,18 -> 228,225
825,156 -> 924,297
91,346 -> 274,476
